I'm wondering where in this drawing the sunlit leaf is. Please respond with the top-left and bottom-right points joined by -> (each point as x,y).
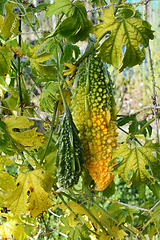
0,156 -> 15,166
60,42 -> 80,63
32,52 -> 53,62
63,62 -> 77,77
95,5 -> 154,72
1,2 -> 19,39
0,220 -> 25,239
0,14 -> 3,28
0,46 -> 13,76
108,202 -> 134,225
150,203 -> 160,234
5,168 -> 54,217
4,115 -> 45,149
90,0 -> 108,7
39,81 -> 59,113
60,215 -> 91,240
0,171 -> 16,192
30,60 -> 57,77
112,140 -> 160,187
46,0 -> 74,17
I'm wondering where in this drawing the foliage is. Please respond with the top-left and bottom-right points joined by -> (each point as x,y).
0,0 -> 159,239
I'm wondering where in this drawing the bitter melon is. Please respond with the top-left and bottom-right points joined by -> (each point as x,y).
56,93 -> 84,189
71,53 -> 118,191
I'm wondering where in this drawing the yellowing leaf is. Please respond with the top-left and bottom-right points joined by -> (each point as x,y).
59,201 -> 101,233
0,213 -> 25,240
63,62 -> 77,77
0,156 -> 16,166
0,46 -> 13,76
39,81 -> 59,113
28,187 -> 52,218
0,221 -> 24,240
5,168 -> 54,217
30,60 -> 57,78
4,115 -> 45,149
108,226 -> 128,239
112,140 -> 160,187
32,52 -> 53,63
95,5 -> 154,72
58,89 -> 71,113
0,171 -> 16,192
4,115 -> 33,130
0,15 -> 3,29
99,232 -> 112,240
1,2 -> 19,39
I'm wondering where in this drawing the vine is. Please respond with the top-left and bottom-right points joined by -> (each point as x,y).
0,0 -> 159,239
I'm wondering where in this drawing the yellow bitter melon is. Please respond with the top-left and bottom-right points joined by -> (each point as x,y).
71,53 -> 118,191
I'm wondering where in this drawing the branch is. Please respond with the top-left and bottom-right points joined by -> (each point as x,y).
149,200 -> 160,212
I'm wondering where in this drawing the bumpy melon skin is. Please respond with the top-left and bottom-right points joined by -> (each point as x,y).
71,54 -> 118,191
56,108 -> 84,189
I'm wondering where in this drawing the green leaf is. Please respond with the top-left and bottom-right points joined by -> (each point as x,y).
95,5 -> 154,72
60,42 -> 80,63
118,114 -> 153,138
129,117 -> 139,136
0,46 -> 13,76
0,0 -> 7,15
46,0 -> 74,17
30,3 -> 50,14
39,81 -> 59,113
1,2 -> 19,40
46,1 -> 94,43
30,60 -> 57,77
139,118 -> 152,138
148,182 -> 160,199
112,140 -> 160,187
103,180 -> 115,198
60,215 -> 91,240
117,114 -> 138,127
136,184 -> 146,200
108,203 -> 134,225
32,52 -> 53,63
150,203 -> 160,234
90,0 -> 108,6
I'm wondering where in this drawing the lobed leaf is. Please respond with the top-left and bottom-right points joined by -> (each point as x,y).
0,220 -> 24,240
95,5 -> 154,72
4,168 -> 54,217
0,172 -> 16,192
39,81 -> 58,113
46,0 -> 94,43
112,140 -> 160,187
1,2 -> 19,40
0,46 -> 13,76
4,115 -> 45,149
0,0 -> 7,15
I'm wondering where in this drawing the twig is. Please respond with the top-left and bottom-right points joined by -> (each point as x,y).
72,192 -> 149,212
149,200 -> 160,212
40,100 -> 59,165
92,194 -> 149,212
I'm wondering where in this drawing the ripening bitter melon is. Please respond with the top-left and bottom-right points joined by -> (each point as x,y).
71,53 -> 118,191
